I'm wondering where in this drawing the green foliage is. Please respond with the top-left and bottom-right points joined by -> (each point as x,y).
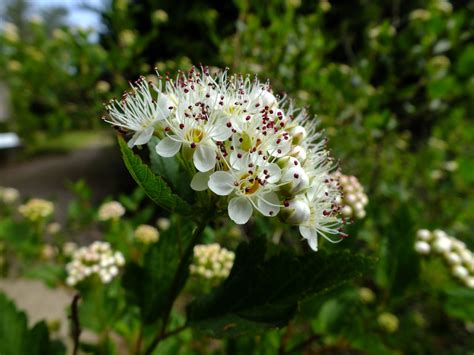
118,136 -> 193,215
188,237 -> 373,337
0,292 -> 65,355
123,217 -> 194,324
147,137 -> 195,202
443,288 -> 474,322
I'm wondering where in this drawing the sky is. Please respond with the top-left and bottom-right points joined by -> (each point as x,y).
31,0 -> 104,30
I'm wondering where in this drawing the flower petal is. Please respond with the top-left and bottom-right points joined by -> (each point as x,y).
264,163 -> 281,183
156,94 -> 172,120
128,126 -> 155,148
210,123 -> 233,141
228,197 -> 253,224
299,226 -> 318,251
208,171 -> 235,196
155,136 -> 181,157
256,191 -> 280,217
190,171 -> 212,191
193,143 -> 216,172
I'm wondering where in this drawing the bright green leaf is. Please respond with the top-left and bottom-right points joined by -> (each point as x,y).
118,136 -> 192,215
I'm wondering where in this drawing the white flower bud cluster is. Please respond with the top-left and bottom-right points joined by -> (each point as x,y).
98,201 -> 125,221
415,229 -> 474,288
41,244 -> 58,260
134,224 -> 160,244
190,243 -> 235,280
156,217 -> 171,231
104,67 -> 346,251
332,172 -> 368,219
18,198 -> 54,222
0,187 -> 20,204
66,241 -> 125,286
377,312 -> 399,333
62,242 -> 78,257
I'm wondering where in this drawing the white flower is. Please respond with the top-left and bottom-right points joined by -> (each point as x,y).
208,151 -> 282,224
332,172 -> 368,220
0,187 -> 20,204
98,201 -> 125,221
104,67 -> 345,251
134,224 -> 160,244
104,77 -> 171,148
297,181 -> 345,251
190,243 -> 235,281
19,198 -> 54,221
66,241 -> 124,286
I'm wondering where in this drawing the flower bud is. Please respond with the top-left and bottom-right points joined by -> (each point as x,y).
281,198 -> 310,225
358,287 -> 375,304
280,166 -> 309,195
377,312 -> 399,333
415,241 -> 431,255
290,126 -> 307,145
290,145 -> 307,162
416,229 -> 431,241
433,237 -> 452,253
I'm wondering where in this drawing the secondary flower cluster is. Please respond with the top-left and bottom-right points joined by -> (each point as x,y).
190,243 -> 235,281
19,198 -> 54,222
98,201 -> 125,221
66,241 -> 125,286
0,187 -> 19,204
415,229 -> 474,288
134,224 -> 160,244
104,67 -> 346,250
332,172 -> 368,219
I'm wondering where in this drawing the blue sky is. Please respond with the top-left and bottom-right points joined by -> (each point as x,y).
31,0 -> 104,29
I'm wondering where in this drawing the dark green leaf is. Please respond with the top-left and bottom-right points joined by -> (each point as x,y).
118,136 -> 192,215
188,238 -> 373,338
443,288 -> 474,322
0,292 -> 66,355
376,204 -> 419,297
147,137 -> 195,203
122,217 -> 194,324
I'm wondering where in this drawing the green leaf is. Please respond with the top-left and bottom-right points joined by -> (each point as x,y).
118,136 -> 192,215
443,288 -> 474,322
376,204 -> 419,297
188,238 -> 373,338
122,217 -> 194,324
147,137 -> 195,203
0,292 -> 66,355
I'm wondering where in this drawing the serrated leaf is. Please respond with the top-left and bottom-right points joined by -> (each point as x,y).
118,136 -> 192,215
147,137 -> 195,203
122,218 -> 194,324
0,292 -> 65,355
188,238 -> 373,338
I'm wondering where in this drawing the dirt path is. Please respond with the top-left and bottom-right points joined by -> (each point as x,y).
0,145 -> 132,222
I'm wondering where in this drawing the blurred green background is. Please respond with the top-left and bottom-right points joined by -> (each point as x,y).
0,0 -> 473,353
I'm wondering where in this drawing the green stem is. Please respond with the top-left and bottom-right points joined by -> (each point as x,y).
143,213 -> 212,355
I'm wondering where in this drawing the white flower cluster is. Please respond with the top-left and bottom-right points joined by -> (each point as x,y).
104,67 -> 345,250
19,198 -> 54,221
190,243 -> 235,280
98,201 -> 125,221
332,172 -> 368,219
66,241 -> 125,286
415,229 -> 474,288
134,224 -> 160,244
0,187 -> 20,204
